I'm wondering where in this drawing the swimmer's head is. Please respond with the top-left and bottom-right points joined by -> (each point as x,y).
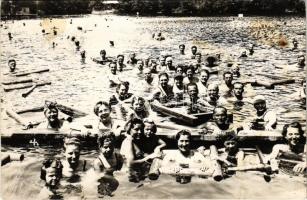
282,122 -> 304,146
40,159 -> 63,189
125,118 -> 144,140
94,101 -> 111,122
44,101 -> 59,123
97,132 -> 115,158
8,59 -> 16,72
63,137 -> 81,168
143,118 -> 157,138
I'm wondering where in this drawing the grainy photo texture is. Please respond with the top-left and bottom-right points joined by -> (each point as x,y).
0,0 -> 306,199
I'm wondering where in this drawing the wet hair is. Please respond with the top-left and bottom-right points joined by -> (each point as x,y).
187,83 -> 198,93
63,137 -> 81,150
281,122 -> 304,139
44,101 -> 58,116
109,61 -> 117,68
191,46 -> 197,50
223,71 -> 233,78
158,72 -> 169,80
94,101 -> 111,116
213,106 -> 227,115
179,44 -> 185,48
100,49 -> 106,55
233,82 -> 244,89
143,118 -> 157,133
97,132 -> 115,148
200,69 -> 210,77
131,96 -> 145,106
116,81 -> 129,93
40,159 -> 63,181
218,132 -> 239,143
117,54 -> 124,59
125,118 -> 144,135
185,65 -> 195,74
8,59 -> 16,64
176,130 -> 191,141
195,52 -> 202,56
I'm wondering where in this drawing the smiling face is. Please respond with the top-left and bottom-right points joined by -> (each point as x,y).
133,99 -> 145,112
213,108 -> 227,125
65,144 -> 80,168
187,85 -> 198,99
286,127 -> 301,146
144,123 -> 155,138
101,140 -> 114,158
98,104 -> 111,123
208,85 -> 219,99
178,135 -> 190,154
176,67 -> 183,74
45,167 -> 60,189
159,75 -> 169,88
200,71 -> 209,84
109,63 -> 117,74
224,140 -> 238,154
45,108 -> 59,123
130,123 -> 143,140
254,101 -> 266,114
118,85 -> 128,98
144,69 -> 152,81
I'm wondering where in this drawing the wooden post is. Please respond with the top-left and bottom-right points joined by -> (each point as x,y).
3,82 -> 51,92
2,78 -> 33,85
6,107 -> 32,128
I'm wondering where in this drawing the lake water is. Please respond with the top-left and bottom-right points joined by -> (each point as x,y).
1,15 -> 306,199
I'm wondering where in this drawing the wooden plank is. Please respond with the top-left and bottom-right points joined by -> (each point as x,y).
21,84 -> 37,97
14,68 -> 49,77
3,82 -> 51,92
16,106 -> 44,114
2,78 -> 33,85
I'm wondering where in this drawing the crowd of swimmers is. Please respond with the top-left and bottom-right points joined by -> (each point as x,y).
4,21 -> 306,198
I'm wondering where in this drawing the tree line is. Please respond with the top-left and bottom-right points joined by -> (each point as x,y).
1,0 -> 305,16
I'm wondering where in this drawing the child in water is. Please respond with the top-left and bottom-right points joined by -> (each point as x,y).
93,132 -> 124,175
39,159 -> 63,199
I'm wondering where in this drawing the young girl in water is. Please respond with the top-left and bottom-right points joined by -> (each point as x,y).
39,159 -> 63,199
93,132 -> 124,176
127,96 -> 150,120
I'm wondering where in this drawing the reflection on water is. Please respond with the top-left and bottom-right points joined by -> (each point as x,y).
1,15 -> 306,199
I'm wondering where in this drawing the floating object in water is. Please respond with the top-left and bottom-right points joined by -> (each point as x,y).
5,107 -> 34,129
3,81 -> 51,92
209,145 -> 223,181
21,84 -> 37,98
2,78 -> 33,85
77,26 -> 82,31
14,68 -> 50,77
1,153 -> 24,166
109,41 -> 114,47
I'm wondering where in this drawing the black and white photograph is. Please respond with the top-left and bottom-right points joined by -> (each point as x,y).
0,0 -> 306,199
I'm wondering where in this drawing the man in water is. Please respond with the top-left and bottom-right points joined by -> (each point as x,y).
107,62 -> 121,87
197,69 -> 210,99
191,46 -> 197,59
173,73 -> 185,101
203,83 -> 227,108
179,44 -> 185,55
205,106 -> 240,136
297,54 -> 305,68
116,55 -> 126,72
184,83 -> 208,114
109,82 -> 133,106
8,59 -> 16,73
248,95 -> 277,131
183,65 -> 199,85
127,52 -> 137,65
219,71 -> 234,98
